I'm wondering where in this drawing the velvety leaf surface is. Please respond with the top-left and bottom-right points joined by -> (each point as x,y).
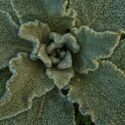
0,11 -> 32,69
0,53 -> 54,120
0,68 -> 11,98
68,61 -> 125,125
0,0 -> 19,24
19,21 -> 51,59
11,0 -> 77,32
69,0 -> 125,32
71,26 -> 120,74
0,88 -> 76,125
110,39 -> 125,71
46,68 -> 74,89
49,32 -> 80,54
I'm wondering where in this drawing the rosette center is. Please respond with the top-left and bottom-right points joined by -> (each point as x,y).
38,32 -> 80,69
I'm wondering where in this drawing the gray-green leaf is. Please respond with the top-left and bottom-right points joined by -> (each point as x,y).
110,39 -> 125,72
68,61 -> 125,125
0,11 -> 32,69
0,52 -> 54,120
11,0 -> 77,33
46,68 -> 74,89
71,26 -> 120,74
18,21 -> 51,60
0,0 -> 19,24
69,0 -> 125,32
0,68 -> 11,98
0,88 -> 76,125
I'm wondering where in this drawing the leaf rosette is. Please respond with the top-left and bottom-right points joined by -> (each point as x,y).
0,0 -> 125,125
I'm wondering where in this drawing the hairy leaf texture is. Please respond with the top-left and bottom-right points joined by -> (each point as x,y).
46,68 -> 74,89
69,0 -> 125,32
71,26 -> 120,74
18,21 -> 51,60
0,0 -> 19,24
0,88 -> 76,125
0,11 -> 32,69
0,53 -> 54,120
0,68 -> 11,98
0,0 -> 125,124
68,61 -> 125,125
110,39 -> 125,72
11,0 -> 77,33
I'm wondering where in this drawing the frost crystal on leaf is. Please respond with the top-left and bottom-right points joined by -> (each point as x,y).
110,39 -> 125,72
0,88 -> 76,125
11,0 -> 77,32
0,53 -> 54,120
1,0 -> 125,124
0,11 -> 32,69
18,20 -> 80,88
18,21 -> 51,60
71,26 -> 120,74
0,0 -> 19,24
68,61 -> 125,125
69,0 -> 125,32
46,68 -> 74,89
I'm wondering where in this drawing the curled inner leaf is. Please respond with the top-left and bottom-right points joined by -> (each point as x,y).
46,68 -> 74,89
18,20 -> 51,59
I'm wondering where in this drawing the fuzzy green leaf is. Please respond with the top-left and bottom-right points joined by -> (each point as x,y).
11,0 -> 77,33
68,61 -> 125,125
71,26 -> 120,74
0,88 -> 76,125
69,0 -> 125,32
46,68 -> 74,89
0,68 -> 11,98
0,53 -> 54,120
19,21 -> 51,60
49,32 -> 80,54
0,11 -> 32,69
0,0 -> 19,24
110,39 -> 125,71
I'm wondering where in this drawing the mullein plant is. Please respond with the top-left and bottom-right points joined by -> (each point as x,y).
0,0 -> 125,125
